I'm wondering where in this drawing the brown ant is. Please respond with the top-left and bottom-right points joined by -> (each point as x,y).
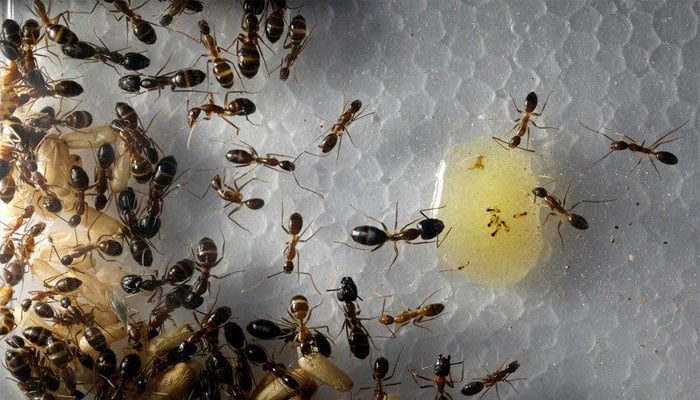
312,99 -> 372,161
30,0 -> 79,46
579,120 -> 686,179
492,91 -> 555,152
278,15 -> 311,81
245,208 -> 320,293
110,0 -> 157,44
192,20 -> 238,89
225,141 -> 323,198
235,11 -> 271,78
532,185 -> 612,249
159,0 -> 204,27
408,353 -> 464,400
186,92 -> 256,147
206,173 -> 265,233
378,289 -> 445,337
461,360 -> 523,399
348,202 -> 442,271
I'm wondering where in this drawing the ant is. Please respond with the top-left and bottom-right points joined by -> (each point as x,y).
246,209 -> 320,293
93,143 -> 115,210
358,353 -> 402,400
283,294 -> 330,356
313,99 -> 372,161
579,120 -> 686,179
532,185 -> 612,249
264,0 -> 288,43
328,278 -> 373,359
192,19 -> 238,89
278,15 -> 311,81
223,321 -> 266,393
186,92 -> 256,147
110,0 -> 157,44
461,360 -> 523,399
408,353 -> 464,400
159,0 -> 204,27
348,203 -> 443,271
492,91 -> 555,152
225,141 -> 323,198
31,0 -> 79,46
378,289 -> 445,337
235,10 -> 271,78
26,106 -> 93,133
205,173 -> 264,233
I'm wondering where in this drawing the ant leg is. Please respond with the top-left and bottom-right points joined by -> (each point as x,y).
556,220 -> 565,250
508,93 -> 523,114
648,119 -> 688,148
227,205 -> 251,234
533,90 -> 553,115
529,120 -> 557,130
386,242 -> 400,272
491,136 -> 513,151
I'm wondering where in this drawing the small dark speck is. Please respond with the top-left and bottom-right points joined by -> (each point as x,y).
663,241 -> 668,244
629,222 -> 633,226
627,297 -> 632,301
635,202 -> 640,206
614,226 -> 619,229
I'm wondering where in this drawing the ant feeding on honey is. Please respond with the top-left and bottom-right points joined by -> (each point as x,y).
461,360 -> 524,399
579,120 -> 686,179
378,289 -> 445,337
485,208 -> 526,238
532,185 -> 614,249
408,353 -> 464,400
492,91 -> 556,152
346,202 -> 444,271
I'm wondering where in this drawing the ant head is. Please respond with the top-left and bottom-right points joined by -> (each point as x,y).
524,91 -> 538,113
159,14 -> 174,27
434,354 -> 452,377
506,360 -> 520,374
532,187 -> 548,198
509,135 -> 521,148
610,141 -> 628,151
279,67 -> 290,81
349,99 -> 363,113
210,175 -> 224,190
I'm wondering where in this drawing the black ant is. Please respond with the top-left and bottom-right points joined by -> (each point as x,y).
492,91 -> 555,152
358,353 -> 402,400
348,203 -> 445,271
461,360 -> 523,399
579,120 -> 686,179
408,353 -> 464,400
532,185 -> 612,249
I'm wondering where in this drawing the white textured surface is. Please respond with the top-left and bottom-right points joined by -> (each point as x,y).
2,1 -> 699,399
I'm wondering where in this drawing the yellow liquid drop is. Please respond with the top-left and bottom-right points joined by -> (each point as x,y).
437,137 -> 548,285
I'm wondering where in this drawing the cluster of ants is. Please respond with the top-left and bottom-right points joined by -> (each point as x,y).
0,0 -> 685,399
0,1 -> 526,400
